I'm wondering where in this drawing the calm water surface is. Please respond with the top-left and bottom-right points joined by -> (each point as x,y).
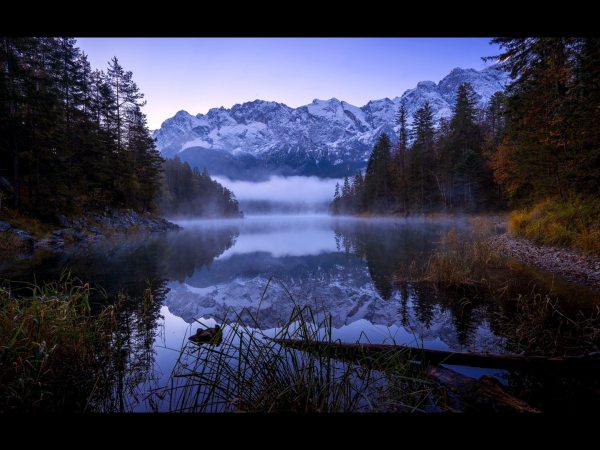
0,215 -> 527,410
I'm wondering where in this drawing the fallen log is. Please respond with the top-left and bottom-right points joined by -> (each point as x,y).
426,365 -> 541,413
271,338 -> 600,375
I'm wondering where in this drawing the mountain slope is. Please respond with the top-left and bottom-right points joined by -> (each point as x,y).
152,64 -> 509,180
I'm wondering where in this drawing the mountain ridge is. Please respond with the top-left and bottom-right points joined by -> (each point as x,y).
152,64 -> 509,180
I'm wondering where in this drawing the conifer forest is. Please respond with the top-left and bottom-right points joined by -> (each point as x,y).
0,37 -> 242,221
329,38 -> 600,217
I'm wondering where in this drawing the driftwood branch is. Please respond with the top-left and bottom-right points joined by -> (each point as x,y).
426,365 -> 541,413
272,339 -> 600,375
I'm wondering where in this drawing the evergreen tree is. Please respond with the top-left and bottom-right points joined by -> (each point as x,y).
329,182 -> 341,215
352,169 -> 364,214
408,102 -> 435,212
448,82 -> 483,210
0,38 -> 168,220
363,133 -> 393,213
157,157 -> 243,218
392,105 -> 409,211
483,38 -> 600,204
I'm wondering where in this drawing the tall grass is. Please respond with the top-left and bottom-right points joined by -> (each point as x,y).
0,273 -> 117,411
509,195 -> 600,255
148,277 -> 439,413
0,273 -> 160,412
418,217 -> 505,287
406,216 -> 600,358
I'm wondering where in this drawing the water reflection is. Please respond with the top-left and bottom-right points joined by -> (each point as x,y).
1,216 -> 494,353
160,216 -> 495,352
3,215 -> 599,411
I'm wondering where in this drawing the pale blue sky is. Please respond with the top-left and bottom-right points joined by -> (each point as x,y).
75,38 -> 501,131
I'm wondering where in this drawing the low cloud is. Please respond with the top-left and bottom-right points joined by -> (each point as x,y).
213,175 -> 343,203
212,175 -> 343,214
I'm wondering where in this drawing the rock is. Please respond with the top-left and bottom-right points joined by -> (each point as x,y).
73,232 -> 87,241
189,324 -> 222,344
0,221 -> 10,232
489,233 -> 600,292
58,215 -> 72,228
10,229 -> 35,246
88,227 -> 102,235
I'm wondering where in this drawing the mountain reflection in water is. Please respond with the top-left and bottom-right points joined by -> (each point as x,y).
1,215 -> 507,353
162,216 -> 500,353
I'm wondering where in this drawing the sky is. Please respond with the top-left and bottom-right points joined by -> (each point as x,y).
74,38 -> 502,131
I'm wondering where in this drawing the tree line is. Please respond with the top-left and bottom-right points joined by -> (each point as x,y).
0,37 -> 163,218
483,38 -> 600,205
330,81 -> 503,215
330,37 -> 600,216
156,155 -> 243,218
0,37 -> 242,222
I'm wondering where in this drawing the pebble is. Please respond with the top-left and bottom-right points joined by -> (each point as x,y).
488,233 -> 600,291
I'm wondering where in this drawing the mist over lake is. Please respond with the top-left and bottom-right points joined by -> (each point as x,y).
212,175 -> 344,215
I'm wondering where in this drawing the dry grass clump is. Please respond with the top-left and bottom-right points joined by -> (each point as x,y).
509,195 -> 600,255
419,217 -> 506,287
0,274 -> 118,412
0,209 -> 53,239
0,232 -> 26,253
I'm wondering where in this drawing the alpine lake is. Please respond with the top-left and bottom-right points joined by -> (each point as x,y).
2,215 -> 599,412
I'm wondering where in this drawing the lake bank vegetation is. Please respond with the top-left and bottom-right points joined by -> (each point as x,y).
146,291 -> 440,413
0,273 -> 166,412
0,38 -> 243,246
330,38 -> 600,257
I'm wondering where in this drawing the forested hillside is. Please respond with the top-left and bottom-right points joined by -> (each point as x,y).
156,156 -> 243,218
0,38 -> 163,219
331,38 -> 600,226
0,37 -> 242,226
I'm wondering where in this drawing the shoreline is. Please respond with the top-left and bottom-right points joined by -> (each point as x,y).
489,232 -> 600,291
1,208 -> 182,254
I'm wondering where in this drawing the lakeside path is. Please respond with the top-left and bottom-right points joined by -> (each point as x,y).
488,232 -> 600,291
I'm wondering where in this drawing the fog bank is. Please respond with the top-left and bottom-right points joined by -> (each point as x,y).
213,175 -> 342,215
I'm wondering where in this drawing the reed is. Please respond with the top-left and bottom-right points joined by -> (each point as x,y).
418,216 -> 505,287
0,273 -> 156,412
406,216 -> 600,358
149,276 -> 438,413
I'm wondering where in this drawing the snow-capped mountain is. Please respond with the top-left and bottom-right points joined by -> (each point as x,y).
152,64 -> 509,180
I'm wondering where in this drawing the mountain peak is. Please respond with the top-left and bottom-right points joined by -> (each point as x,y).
151,64 -> 510,178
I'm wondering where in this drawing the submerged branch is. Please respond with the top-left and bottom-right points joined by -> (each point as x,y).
272,339 -> 600,375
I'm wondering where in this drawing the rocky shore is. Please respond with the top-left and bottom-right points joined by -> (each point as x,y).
0,208 -> 182,251
489,232 -> 600,291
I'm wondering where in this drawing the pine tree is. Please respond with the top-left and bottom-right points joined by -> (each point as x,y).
449,82 -> 483,210
352,169 -> 364,214
329,182 -> 341,215
363,133 -> 393,213
393,105 -> 409,210
409,102 -> 435,212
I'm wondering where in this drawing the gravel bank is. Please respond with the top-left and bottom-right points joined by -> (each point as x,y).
488,232 -> 600,291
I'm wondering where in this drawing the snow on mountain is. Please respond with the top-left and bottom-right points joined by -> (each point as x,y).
152,64 -> 510,180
